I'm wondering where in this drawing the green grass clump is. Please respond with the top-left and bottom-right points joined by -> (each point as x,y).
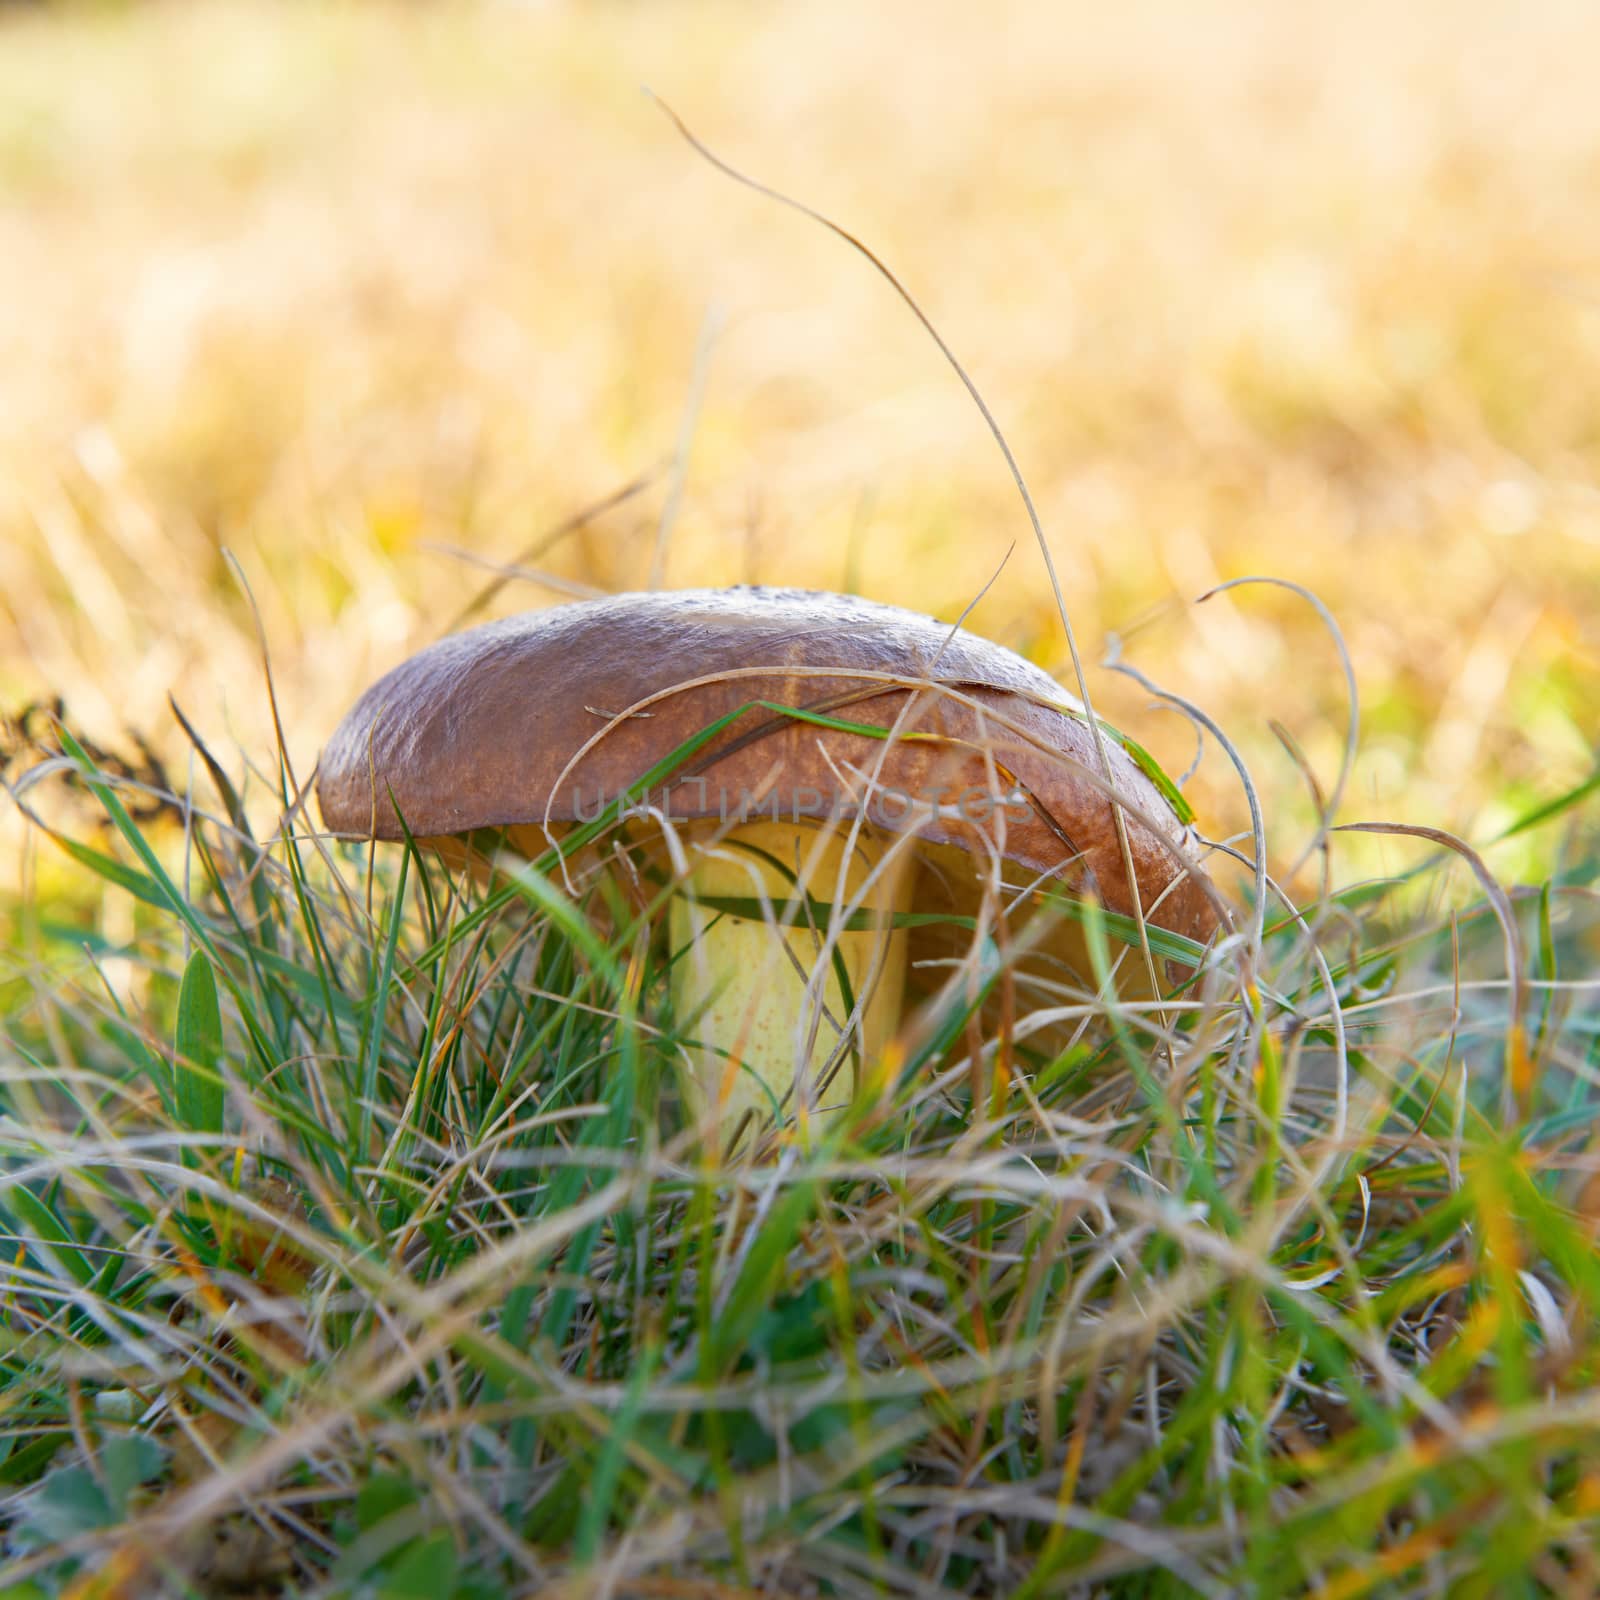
2,714 -> 1597,1597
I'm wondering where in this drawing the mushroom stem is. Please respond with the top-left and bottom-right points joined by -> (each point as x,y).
670,820 -> 910,1144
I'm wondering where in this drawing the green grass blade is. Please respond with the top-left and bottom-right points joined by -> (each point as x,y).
1,1187 -> 95,1288
174,948 -> 225,1167
575,1339 -> 659,1563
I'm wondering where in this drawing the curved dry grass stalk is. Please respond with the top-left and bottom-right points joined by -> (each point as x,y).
1199,576 -> 1360,874
1334,820 -> 1530,1115
644,94 -> 1175,1032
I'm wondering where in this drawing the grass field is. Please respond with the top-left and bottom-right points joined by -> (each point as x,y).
2,1 -> 1599,1594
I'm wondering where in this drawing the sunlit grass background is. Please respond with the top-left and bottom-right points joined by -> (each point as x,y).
2,0 -> 1596,894
3,2 -> 1600,1594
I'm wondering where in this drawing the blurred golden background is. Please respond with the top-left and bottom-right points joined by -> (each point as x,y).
2,0 -> 1596,904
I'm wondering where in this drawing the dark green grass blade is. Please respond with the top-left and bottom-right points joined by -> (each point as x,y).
575,1339 -> 659,1563
174,948 -> 224,1168
356,835 -> 410,1162
1,1187 -> 94,1288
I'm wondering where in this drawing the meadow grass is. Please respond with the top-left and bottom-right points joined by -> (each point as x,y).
3,1 -> 1600,1592
2,0 -> 1597,867
1,682 -> 1597,1595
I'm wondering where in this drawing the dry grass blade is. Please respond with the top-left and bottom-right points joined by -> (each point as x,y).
443,468 -> 661,634
1200,576 -> 1360,867
643,92 -> 1172,1012
1334,820 -> 1530,1111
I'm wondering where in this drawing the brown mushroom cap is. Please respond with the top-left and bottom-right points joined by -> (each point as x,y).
317,587 -> 1221,944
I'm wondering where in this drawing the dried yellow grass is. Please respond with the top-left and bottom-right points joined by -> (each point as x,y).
1,0 -> 1596,905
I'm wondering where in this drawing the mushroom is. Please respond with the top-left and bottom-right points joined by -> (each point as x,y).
317,587 -> 1221,1140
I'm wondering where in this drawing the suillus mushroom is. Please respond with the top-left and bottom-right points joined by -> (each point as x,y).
317,587 -> 1222,1142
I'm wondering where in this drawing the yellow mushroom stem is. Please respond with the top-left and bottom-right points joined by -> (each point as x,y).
669,819 -> 911,1143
